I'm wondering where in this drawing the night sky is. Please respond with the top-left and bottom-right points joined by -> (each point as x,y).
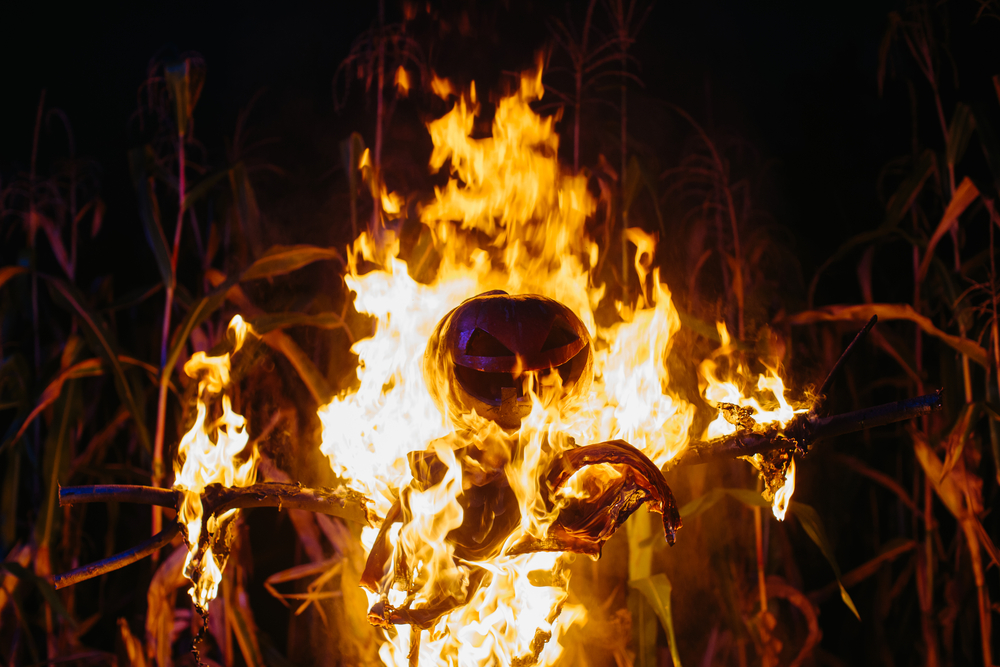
2,0 -> 997,300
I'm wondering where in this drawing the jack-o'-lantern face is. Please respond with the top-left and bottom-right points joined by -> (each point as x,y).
423,290 -> 594,429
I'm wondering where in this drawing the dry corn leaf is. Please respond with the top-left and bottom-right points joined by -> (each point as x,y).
117,617 -> 147,667
241,245 -> 344,282
787,304 -> 988,368
145,544 -> 187,667
231,585 -> 265,667
0,544 -> 32,615
916,176 -> 980,284
911,428 -> 981,518
0,266 -> 28,291
939,403 -> 979,483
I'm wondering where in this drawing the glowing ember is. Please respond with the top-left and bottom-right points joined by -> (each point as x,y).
174,315 -> 258,609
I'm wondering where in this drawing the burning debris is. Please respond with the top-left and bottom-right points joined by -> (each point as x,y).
175,315 -> 259,609
52,63 -> 946,667
316,64 -> 707,666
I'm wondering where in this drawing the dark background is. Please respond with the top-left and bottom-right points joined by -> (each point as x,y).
6,0 -> 994,291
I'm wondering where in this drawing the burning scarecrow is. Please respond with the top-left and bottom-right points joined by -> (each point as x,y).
53,63 -> 941,667
317,66 -> 762,665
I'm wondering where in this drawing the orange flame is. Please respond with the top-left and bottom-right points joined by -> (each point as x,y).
318,63 -> 797,664
430,72 -> 456,100
772,456 -> 796,520
395,65 -> 411,97
174,315 -> 258,609
699,321 -> 804,516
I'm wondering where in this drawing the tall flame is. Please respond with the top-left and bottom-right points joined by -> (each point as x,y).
318,61 -> 798,665
174,315 -> 258,609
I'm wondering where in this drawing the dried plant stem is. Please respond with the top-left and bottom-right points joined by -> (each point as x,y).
371,0 -> 386,236
28,91 -> 52,661
617,1 -> 628,302
753,503 -> 767,613
152,127 -> 188,538
990,202 -> 1000,485
408,626 -> 421,667
29,91 -> 46,504
922,473 -> 940,667
53,523 -> 181,590
571,0 -> 597,173
961,517 -> 993,667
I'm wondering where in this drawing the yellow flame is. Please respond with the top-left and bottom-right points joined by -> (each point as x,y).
174,315 -> 258,609
700,322 -> 806,440
430,72 -> 455,100
318,62 -> 795,666
772,456 -> 796,520
395,65 -> 411,97
381,187 -> 403,216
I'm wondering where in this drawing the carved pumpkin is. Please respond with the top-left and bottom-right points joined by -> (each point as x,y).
423,290 -> 594,429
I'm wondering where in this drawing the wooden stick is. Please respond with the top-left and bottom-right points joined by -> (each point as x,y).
55,482 -> 373,588
53,523 -> 181,590
59,482 -> 373,525
54,392 -> 941,589
200,482 -> 373,526
671,390 -> 942,468
59,484 -> 177,508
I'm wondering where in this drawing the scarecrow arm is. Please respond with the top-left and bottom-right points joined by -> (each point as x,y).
671,390 -> 942,468
54,481 -> 372,589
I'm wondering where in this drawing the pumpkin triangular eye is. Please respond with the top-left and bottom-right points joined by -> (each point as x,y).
540,325 -> 579,352
465,328 -> 514,357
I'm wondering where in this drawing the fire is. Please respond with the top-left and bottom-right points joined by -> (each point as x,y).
771,456 -> 796,520
699,321 -> 805,518
174,315 -> 258,609
395,65 -> 411,97
316,61 -> 797,665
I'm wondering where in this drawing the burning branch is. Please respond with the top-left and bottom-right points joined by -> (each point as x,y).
671,391 -> 944,468
52,389 -> 941,590
53,482 -> 373,590
677,316 -> 941,467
